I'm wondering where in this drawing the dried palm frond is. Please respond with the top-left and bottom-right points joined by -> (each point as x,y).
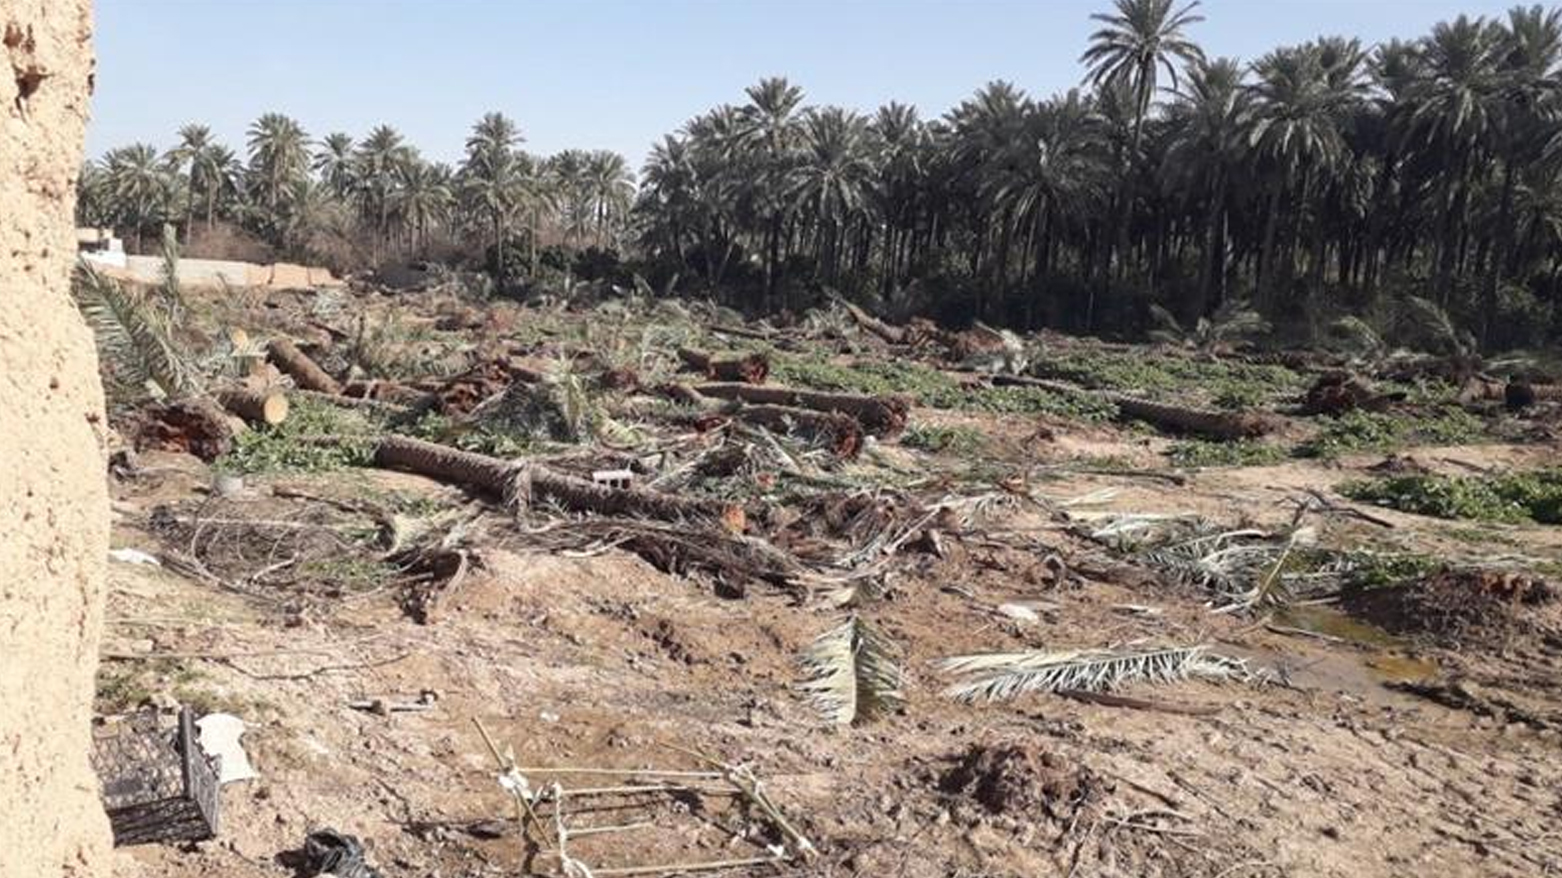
72,261 -> 195,399
799,616 -> 904,726
938,644 -> 1250,703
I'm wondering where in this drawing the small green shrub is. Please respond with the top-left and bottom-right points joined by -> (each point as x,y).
902,423 -> 988,454
1342,468 -> 1562,524
1295,410 -> 1404,458
1168,439 -> 1287,468
220,398 -> 378,474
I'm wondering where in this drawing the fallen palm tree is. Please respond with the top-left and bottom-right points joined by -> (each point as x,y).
266,337 -> 342,394
989,374 -> 1277,440
373,434 -> 745,530
677,347 -> 770,384
694,382 -> 910,438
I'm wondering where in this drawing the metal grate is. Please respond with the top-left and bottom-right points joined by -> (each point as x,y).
91,708 -> 220,846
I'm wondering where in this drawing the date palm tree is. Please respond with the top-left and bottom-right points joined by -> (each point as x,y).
167,124 -> 214,242
314,132 -> 357,201
459,112 -> 528,280
1164,58 -> 1251,310
392,160 -> 453,251
103,143 -> 171,252
1082,0 -> 1205,292
354,124 -> 415,255
245,112 -> 311,238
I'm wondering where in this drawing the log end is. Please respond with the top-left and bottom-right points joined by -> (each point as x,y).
260,391 -> 290,425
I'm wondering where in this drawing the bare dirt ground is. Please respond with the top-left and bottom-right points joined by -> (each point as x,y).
99,286 -> 1562,878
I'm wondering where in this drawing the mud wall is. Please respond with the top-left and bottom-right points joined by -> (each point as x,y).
0,0 -> 112,875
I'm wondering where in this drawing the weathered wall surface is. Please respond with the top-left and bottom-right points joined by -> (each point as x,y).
0,1 -> 112,876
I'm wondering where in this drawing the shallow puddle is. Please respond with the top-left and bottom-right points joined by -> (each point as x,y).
1266,604 -> 1442,689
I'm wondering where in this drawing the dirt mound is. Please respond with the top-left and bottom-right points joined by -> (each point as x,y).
1345,568 -> 1558,649
937,742 -> 1103,822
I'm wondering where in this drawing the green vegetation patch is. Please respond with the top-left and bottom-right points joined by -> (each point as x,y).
219,398 -> 379,474
774,354 -> 1113,420
1167,439 -> 1287,468
901,423 -> 988,454
1036,348 -> 1306,405
1295,407 -> 1487,458
1342,468 -> 1562,524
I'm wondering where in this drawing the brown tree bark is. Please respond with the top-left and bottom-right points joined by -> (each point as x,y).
677,347 -> 770,384
374,435 -> 746,530
267,337 -> 342,394
694,382 -> 910,437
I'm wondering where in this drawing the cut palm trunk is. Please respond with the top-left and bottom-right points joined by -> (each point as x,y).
989,374 -> 1275,440
373,435 -> 745,530
694,383 -> 909,438
677,348 -> 770,384
216,387 -> 289,426
266,338 -> 341,395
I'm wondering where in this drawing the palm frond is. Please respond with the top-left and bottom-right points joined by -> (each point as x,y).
1396,295 -> 1470,356
71,261 -> 195,399
1324,315 -> 1386,357
1147,303 -> 1187,346
798,615 -> 904,726
937,644 -> 1250,702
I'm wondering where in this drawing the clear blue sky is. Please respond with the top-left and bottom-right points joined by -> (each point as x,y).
90,0 -> 1522,172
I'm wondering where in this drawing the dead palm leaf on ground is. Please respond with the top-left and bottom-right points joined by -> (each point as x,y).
937,644 -> 1251,703
799,615 -> 904,726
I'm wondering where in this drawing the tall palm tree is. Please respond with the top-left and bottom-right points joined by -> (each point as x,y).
583,150 -> 635,248
1247,42 -> 1361,298
1081,0 -> 1205,297
1402,16 -> 1504,298
314,132 -> 357,201
737,77 -> 806,302
391,159 -> 453,251
988,90 -> 1109,322
1164,57 -> 1251,310
245,112 -> 311,238
785,108 -> 874,284
103,143 -> 171,252
459,112 -> 528,279
167,123 -> 214,242
354,124 -> 414,254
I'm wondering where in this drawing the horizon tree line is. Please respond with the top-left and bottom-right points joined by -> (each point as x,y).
77,112 -> 636,274
79,0 -> 1562,351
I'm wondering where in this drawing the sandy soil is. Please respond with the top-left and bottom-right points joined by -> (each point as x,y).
103,419 -> 1562,878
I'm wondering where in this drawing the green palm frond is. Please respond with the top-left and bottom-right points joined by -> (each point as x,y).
1325,314 -> 1386,357
937,644 -> 1248,702
71,262 -> 195,399
1147,303 -> 1187,346
1396,295 -> 1472,356
1206,300 -> 1270,344
799,615 -> 904,726
153,223 -> 187,321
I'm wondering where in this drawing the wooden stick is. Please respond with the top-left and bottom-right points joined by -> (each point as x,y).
589,855 -> 784,877
472,718 -> 552,852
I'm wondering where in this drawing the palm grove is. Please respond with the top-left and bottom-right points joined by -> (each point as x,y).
79,1 -> 1562,351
